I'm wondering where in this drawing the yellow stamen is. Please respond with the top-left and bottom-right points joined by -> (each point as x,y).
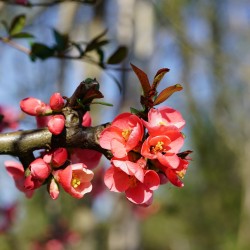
122,129 -> 131,141
176,170 -> 186,179
151,141 -> 164,154
158,121 -> 166,125
71,175 -> 81,188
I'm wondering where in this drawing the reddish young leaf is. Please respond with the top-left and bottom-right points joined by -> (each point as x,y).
151,68 -> 170,91
153,84 -> 183,105
130,63 -> 151,96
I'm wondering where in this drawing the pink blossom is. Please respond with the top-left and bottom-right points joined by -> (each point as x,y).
49,93 -> 65,111
141,131 -> 184,169
104,160 -> 160,205
99,113 -> 144,158
53,163 -> 94,199
48,115 -> 65,135
143,107 -> 185,135
29,158 -> 51,180
70,148 -> 102,169
5,160 -> 34,198
20,97 -> 51,116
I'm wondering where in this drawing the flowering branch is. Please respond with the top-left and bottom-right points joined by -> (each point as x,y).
1,65 -> 192,205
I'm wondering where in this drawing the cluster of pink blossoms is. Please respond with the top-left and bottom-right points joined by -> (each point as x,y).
5,92 -> 102,199
99,106 -> 190,206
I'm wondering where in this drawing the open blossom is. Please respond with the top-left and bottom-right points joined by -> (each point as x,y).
5,161 -> 34,198
143,107 -> 185,135
99,113 -> 144,158
141,131 -> 184,169
104,159 -> 160,205
53,163 -> 94,199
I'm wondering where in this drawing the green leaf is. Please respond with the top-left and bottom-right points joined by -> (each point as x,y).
85,39 -> 109,53
30,43 -> 55,60
10,32 -> 34,39
151,68 -> 170,91
130,63 -> 151,96
84,29 -> 109,52
53,29 -> 69,51
97,48 -> 105,68
9,14 -> 26,36
153,84 -> 183,105
107,46 -> 127,64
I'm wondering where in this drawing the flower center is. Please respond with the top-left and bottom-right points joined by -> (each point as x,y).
71,174 -> 81,188
150,141 -> 165,154
122,129 -> 131,141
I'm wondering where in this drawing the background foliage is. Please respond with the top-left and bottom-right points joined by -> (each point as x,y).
0,0 -> 249,249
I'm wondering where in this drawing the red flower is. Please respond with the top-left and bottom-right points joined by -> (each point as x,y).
49,93 -> 65,111
141,130 -> 184,169
99,113 -> 144,158
53,163 -> 94,199
48,115 -> 65,135
104,159 -> 160,205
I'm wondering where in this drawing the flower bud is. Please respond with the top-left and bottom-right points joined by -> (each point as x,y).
49,93 -> 64,111
48,115 -> 65,135
20,97 -> 45,116
29,158 -> 51,180
48,178 -> 60,200
82,112 -> 92,127
51,148 -> 68,168
24,175 -> 43,190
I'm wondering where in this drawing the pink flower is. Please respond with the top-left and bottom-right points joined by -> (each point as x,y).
53,163 -> 94,199
104,160 -> 160,205
50,93 -> 65,111
70,149 -> 102,169
141,130 -> 184,169
143,107 -> 185,135
29,158 -> 51,180
20,97 -> 51,116
99,113 -> 144,158
5,161 -> 34,198
48,115 -> 65,135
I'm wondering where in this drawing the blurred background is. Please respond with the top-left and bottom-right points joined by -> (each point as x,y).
0,0 -> 249,249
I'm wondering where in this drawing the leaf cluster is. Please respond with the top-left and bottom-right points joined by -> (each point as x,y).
130,64 -> 183,119
0,14 -> 128,68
